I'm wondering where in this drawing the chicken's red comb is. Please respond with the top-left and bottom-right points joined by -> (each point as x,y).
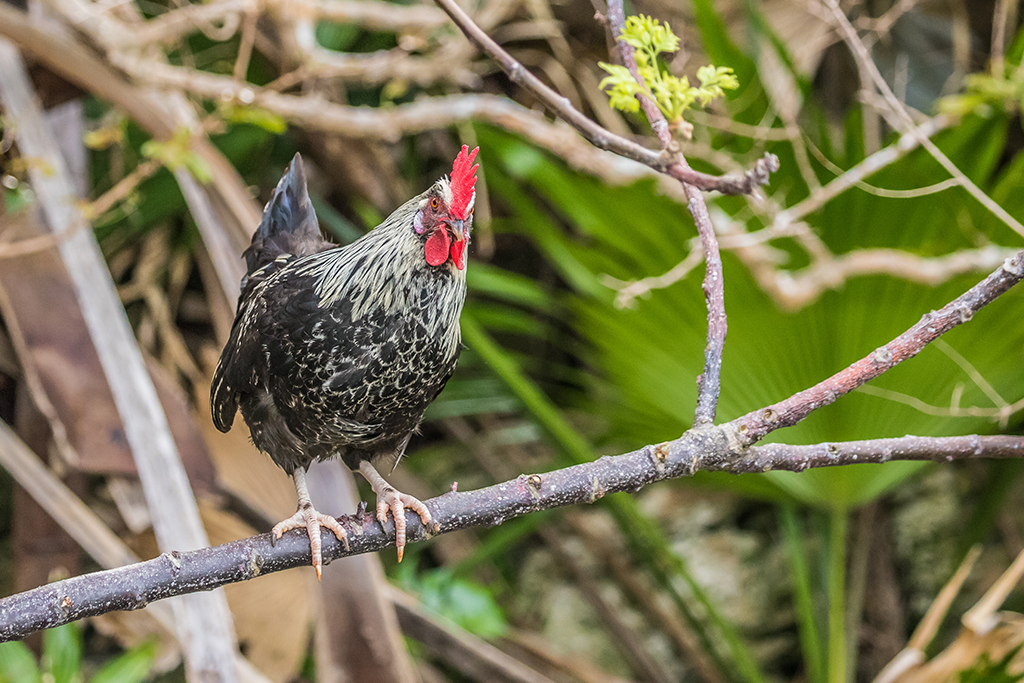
449,145 -> 479,220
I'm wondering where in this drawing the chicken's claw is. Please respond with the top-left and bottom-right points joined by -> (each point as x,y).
275,468 -> 349,580
359,460 -> 432,561
374,488 -> 432,562
272,505 -> 349,580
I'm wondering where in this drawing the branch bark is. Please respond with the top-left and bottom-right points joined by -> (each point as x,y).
726,250 -> 1024,446
431,0 -> 777,195
1,429 -> 1022,642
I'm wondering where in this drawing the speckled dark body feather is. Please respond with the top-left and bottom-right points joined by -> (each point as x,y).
211,154 -> 469,477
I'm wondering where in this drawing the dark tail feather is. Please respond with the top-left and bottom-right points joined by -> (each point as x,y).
243,153 -> 329,275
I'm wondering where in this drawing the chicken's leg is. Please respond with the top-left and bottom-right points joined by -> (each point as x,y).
272,467 -> 349,580
359,460 -> 433,562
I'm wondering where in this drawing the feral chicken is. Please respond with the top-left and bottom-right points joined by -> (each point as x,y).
211,146 -> 478,577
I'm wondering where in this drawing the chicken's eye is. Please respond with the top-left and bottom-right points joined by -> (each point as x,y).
467,207 -> 474,217
430,198 -> 439,210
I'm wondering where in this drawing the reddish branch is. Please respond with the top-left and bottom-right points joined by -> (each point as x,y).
725,251 -> 1024,447
430,0 -> 776,196
603,0 -> 730,426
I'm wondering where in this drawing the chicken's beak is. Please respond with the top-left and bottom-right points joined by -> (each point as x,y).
448,218 -> 466,242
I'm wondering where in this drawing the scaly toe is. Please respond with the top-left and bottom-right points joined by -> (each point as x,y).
271,506 -> 348,580
375,488 -> 432,562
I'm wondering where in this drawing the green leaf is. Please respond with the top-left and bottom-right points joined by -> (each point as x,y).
0,641 -> 41,683
219,104 -> 288,134
599,15 -> 738,123
413,570 -> 508,639
89,641 -> 158,683
957,642 -> 1024,683
42,623 -> 82,683
141,127 -> 212,183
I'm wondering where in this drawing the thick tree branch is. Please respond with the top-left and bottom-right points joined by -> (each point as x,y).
1,430 -> 1022,642
747,435 -> 1024,470
2,248 -> 1022,638
431,0 -> 776,195
1,249 -> 1021,639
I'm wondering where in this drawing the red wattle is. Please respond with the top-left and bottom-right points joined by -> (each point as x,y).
450,240 -> 466,270
425,229 -> 451,266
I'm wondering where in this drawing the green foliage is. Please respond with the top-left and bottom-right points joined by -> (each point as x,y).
141,127 -> 212,183
0,636 -> 42,683
939,20 -> 1024,119
82,118 -> 126,151
401,568 -> 508,638
89,641 -> 159,683
217,104 -> 288,135
939,68 -> 1024,119
598,15 -> 737,124
478,107 -> 1024,511
2,183 -> 34,215
43,622 -> 82,683
957,643 -> 1024,683
0,623 -> 157,683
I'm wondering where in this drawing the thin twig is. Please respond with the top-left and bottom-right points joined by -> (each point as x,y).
856,385 -> 1024,428
232,9 -> 257,82
824,0 -> 1024,240
772,115 -> 951,232
604,238 -> 705,308
604,0 -> 727,426
431,0 -> 777,194
725,250 -> 1024,446
85,157 -> 161,220
991,0 -> 1017,77
767,245 -> 1018,311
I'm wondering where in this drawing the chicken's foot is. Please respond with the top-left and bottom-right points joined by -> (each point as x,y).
359,460 -> 433,562
273,467 -> 349,580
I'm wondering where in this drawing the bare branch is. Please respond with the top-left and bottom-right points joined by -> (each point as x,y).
725,250 -> 1024,446
92,0 -> 448,49
745,435 -> 1024,471
2,427 -> 1022,641
603,0 -> 730,426
431,0 -> 776,195
823,0 -> 1024,240
767,245 -> 1019,311
303,46 -> 478,88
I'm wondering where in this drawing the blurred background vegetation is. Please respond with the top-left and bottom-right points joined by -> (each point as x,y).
1,0 -> 1024,681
